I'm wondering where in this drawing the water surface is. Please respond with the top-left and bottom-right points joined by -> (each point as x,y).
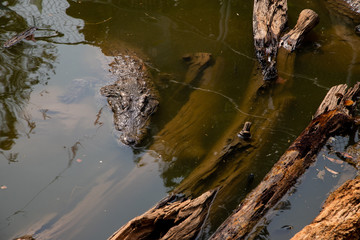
0,0 -> 359,239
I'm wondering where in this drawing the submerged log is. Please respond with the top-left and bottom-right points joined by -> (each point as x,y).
279,9 -> 319,52
108,189 -> 218,240
210,82 -> 360,239
174,47 -> 296,199
253,0 -> 288,81
148,53 -> 224,164
291,177 -> 360,240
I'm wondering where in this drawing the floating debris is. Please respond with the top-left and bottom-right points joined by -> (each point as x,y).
317,169 -> 325,180
323,154 -> 343,164
3,27 -> 37,48
1,185 -> 7,190
13,235 -> 36,240
328,137 -> 336,143
281,225 -> 293,230
325,166 -> 339,175
341,152 -> 354,159
76,159 -> 82,163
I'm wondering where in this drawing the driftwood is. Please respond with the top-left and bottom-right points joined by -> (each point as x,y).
279,9 -> 319,52
253,0 -> 287,81
108,189 -> 218,240
291,176 -> 360,240
209,83 -> 360,239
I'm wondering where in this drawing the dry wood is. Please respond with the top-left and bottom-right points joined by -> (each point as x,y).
279,9 -> 319,52
291,177 -> 360,240
210,82 -> 360,240
253,0 -> 288,81
108,189 -> 218,240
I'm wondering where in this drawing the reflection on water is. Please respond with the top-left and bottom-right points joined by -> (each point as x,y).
0,2 -> 57,151
1,0 -> 360,239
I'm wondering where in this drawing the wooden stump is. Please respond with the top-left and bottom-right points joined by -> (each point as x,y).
279,9 -> 319,52
210,83 -> 360,240
253,0 -> 288,81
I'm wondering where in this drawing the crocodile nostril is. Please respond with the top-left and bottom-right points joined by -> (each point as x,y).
124,136 -> 136,145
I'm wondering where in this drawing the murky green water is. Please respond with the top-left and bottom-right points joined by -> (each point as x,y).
0,0 -> 359,239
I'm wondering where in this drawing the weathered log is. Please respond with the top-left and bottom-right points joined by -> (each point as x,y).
291,176 -> 360,240
210,82 -> 360,239
279,9 -> 319,52
253,0 -> 288,81
108,189 -> 218,240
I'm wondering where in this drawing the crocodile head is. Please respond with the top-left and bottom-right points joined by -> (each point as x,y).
100,56 -> 159,146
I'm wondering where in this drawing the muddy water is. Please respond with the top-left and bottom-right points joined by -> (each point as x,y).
0,0 -> 359,239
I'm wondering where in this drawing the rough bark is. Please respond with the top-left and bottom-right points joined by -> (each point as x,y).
210,82 -> 360,240
279,9 -> 319,52
291,177 -> 360,240
253,0 -> 288,81
108,189 -> 218,240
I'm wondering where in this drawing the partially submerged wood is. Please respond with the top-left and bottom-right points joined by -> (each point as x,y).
279,9 -> 319,52
210,83 -> 360,239
174,48 -> 296,199
3,27 -> 37,48
108,189 -> 218,240
291,177 -> 360,240
253,0 -> 288,81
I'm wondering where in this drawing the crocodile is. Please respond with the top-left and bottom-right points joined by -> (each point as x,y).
100,54 -> 159,146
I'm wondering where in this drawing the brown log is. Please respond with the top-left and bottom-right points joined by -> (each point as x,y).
253,0 -> 288,81
291,177 -> 360,240
279,9 -> 319,52
108,189 -> 218,240
210,82 -> 360,240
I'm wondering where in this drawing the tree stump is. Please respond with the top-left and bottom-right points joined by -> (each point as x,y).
253,0 -> 288,81
279,9 -> 319,52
